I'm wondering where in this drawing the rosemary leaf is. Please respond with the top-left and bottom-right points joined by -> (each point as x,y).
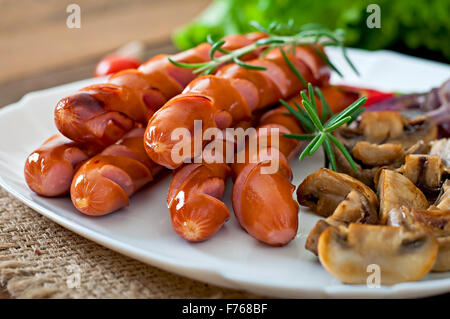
308,133 -> 325,155
301,98 -> 323,131
280,99 -> 315,133
311,45 -> 343,78
322,135 -> 337,171
279,47 -> 307,86
325,96 -> 367,128
327,134 -> 358,172
299,134 -> 321,160
233,57 -> 267,70
342,45 -> 360,76
307,83 -> 318,114
348,107 -> 365,124
323,116 -> 352,133
283,133 -> 316,140
209,40 -> 226,60
168,58 -> 208,69
314,87 -> 333,123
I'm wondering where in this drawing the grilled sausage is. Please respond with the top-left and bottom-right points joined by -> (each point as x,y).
70,128 -> 162,215
144,44 -> 330,169
24,135 -> 100,197
55,33 -> 266,147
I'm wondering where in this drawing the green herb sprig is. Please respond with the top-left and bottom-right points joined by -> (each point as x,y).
168,21 -> 359,77
282,83 -> 366,172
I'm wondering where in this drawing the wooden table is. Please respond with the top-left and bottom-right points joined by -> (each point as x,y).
0,0 -> 209,299
0,0 -> 210,107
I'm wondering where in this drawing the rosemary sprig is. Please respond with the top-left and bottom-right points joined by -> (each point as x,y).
282,83 -> 366,172
168,21 -> 359,77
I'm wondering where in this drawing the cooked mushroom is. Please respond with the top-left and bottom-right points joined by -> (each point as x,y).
410,208 -> 450,272
411,208 -> 450,237
433,237 -> 450,272
377,169 -> 428,223
387,205 -> 449,272
305,190 -> 378,255
297,168 -> 378,217
433,180 -> 450,210
335,112 -> 437,149
429,138 -> 450,168
398,155 -> 443,200
333,111 -> 437,187
359,111 -> 406,143
352,141 -> 405,167
318,223 -> 438,284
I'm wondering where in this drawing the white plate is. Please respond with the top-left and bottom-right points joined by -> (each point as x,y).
1,48 -> 450,298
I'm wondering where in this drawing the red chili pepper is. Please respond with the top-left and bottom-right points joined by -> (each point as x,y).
94,54 -> 141,77
338,85 -> 396,107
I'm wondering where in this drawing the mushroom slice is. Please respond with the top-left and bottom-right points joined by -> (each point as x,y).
297,168 -> 378,217
335,112 -> 437,149
433,180 -> 450,210
388,206 -> 450,272
432,237 -> 450,272
359,111 -> 406,143
411,208 -> 450,237
377,169 -> 428,223
400,155 -> 443,199
305,190 -> 378,255
333,112 -> 438,187
318,223 -> 438,285
352,141 -> 404,166
410,208 -> 450,272
430,138 -> 450,167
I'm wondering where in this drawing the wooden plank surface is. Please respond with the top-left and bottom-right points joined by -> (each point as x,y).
0,0 -> 210,107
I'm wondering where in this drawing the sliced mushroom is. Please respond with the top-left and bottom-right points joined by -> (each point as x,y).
399,155 -> 443,200
433,237 -> 450,272
411,208 -> 450,237
430,138 -> 450,167
297,168 -> 378,217
409,208 -> 450,272
335,112 -> 437,149
318,223 -> 438,285
352,141 -> 404,166
333,112 -> 437,188
433,180 -> 450,210
359,111 -> 406,143
305,190 -> 378,255
377,169 -> 428,223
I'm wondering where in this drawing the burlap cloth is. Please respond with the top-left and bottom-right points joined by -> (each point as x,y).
0,187 -> 261,298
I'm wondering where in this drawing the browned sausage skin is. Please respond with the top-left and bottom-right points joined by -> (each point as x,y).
24,135 -> 100,197
27,33 -> 265,198
70,128 -> 162,216
55,33 -> 267,148
231,85 -> 359,246
144,44 -> 330,169
231,108 -> 301,246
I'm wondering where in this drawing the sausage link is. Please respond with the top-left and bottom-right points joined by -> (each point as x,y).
24,135 -> 100,197
231,109 -> 301,246
145,44 -> 330,169
230,85 -> 358,246
166,128 -> 238,242
54,33 -> 266,147
70,128 -> 162,216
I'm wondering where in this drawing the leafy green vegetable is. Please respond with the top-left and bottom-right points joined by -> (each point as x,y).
173,0 -> 450,60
